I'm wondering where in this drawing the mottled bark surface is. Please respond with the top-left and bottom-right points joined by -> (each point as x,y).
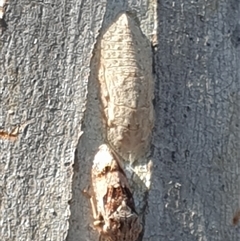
0,0 -> 102,240
145,0 -> 240,241
0,0 -> 240,241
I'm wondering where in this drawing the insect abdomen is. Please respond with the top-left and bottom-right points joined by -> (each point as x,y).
98,13 -> 154,162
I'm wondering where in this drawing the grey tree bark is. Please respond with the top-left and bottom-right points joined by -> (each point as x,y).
0,0 -> 240,241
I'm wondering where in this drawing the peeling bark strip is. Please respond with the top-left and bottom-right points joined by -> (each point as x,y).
98,12 -> 154,163
0,130 -> 18,141
89,144 -> 142,241
0,120 -> 33,141
0,0 -> 7,19
0,0 -> 7,34
0,125 -> 19,141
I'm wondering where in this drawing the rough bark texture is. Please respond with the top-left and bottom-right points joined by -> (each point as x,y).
146,1 -> 240,241
0,0 -> 240,241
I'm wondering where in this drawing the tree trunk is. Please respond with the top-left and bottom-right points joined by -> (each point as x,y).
1,0 -> 240,241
